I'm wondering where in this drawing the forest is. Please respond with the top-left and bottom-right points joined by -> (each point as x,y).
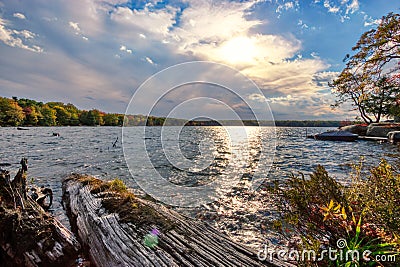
0,96 -> 166,127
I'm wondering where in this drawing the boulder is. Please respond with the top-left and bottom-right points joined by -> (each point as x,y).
339,124 -> 368,135
366,123 -> 400,137
387,131 -> 400,143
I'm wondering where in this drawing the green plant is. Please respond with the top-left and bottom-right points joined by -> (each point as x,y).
109,178 -> 127,193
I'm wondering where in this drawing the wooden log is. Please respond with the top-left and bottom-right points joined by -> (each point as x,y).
0,169 -> 81,266
63,175 -> 293,267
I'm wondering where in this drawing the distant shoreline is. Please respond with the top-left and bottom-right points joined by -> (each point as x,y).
5,120 -> 342,127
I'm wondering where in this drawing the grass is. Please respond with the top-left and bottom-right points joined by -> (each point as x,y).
73,175 -> 174,231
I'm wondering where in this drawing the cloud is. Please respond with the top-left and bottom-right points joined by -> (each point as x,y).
13,12 -> 26,19
145,56 -> 154,65
312,71 -> 339,88
120,45 -> 132,54
323,0 -> 340,13
110,4 -> 177,37
13,29 -> 35,39
298,19 -> 309,29
319,0 -> 359,22
69,21 -> 81,33
345,0 -> 359,14
363,15 -> 382,27
0,17 -> 42,52
248,93 -> 267,102
276,1 -> 299,14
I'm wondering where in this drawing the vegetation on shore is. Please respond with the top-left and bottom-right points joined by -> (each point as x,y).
269,159 -> 400,266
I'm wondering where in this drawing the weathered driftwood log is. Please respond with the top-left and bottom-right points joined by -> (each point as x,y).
0,168 -> 81,266
63,175 -> 292,267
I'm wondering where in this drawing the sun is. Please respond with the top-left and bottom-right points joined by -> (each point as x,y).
217,36 -> 258,65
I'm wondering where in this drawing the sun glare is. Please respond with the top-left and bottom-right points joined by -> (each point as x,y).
218,36 -> 258,65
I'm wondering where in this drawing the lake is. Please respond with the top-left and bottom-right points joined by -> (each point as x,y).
1,126 -> 398,249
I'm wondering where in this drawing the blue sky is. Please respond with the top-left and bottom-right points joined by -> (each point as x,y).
0,0 -> 398,120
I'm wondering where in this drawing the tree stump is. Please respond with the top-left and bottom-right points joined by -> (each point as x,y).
63,175 -> 292,267
0,169 -> 81,266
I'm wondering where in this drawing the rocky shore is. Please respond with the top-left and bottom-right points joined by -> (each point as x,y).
340,122 -> 400,139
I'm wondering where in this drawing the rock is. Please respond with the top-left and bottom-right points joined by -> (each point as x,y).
387,131 -> 400,143
63,175 -> 293,267
366,123 -> 400,137
339,124 -> 368,135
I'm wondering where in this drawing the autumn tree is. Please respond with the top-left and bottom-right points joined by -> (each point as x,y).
331,13 -> 400,123
23,106 -> 41,125
0,97 -> 25,126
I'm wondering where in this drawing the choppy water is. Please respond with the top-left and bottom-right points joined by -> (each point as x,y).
1,126 -> 398,249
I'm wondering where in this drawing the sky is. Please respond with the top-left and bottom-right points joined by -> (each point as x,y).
0,0 -> 399,120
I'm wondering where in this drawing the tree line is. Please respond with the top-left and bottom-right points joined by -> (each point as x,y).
0,96 -> 344,127
331,12 -> 400,124
0,96 -> 171,127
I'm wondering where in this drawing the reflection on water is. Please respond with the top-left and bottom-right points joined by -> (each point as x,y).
0,126 -> 398,247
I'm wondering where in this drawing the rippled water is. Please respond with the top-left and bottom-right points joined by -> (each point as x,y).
1,126 -> 398,247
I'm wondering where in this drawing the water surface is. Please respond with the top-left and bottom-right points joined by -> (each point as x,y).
1,126 -> 398,248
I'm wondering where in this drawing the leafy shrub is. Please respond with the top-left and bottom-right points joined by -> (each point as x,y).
270,160 -> 400,266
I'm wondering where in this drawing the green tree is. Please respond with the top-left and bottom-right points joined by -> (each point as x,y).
65,103 -> 80,125
39,105 -> 56,126
54,106 -> 71,125
79,109 -> 104,126
104,113 -> 120,126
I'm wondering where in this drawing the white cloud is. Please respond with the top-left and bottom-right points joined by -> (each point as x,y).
13,12 -> 26,20
110,5 -> 177,37
248,93 -> 267,102
324,0 -> 340,13
13,29 -> 35,39
171,1 -> 261,47
0,18 -> 42,52
69,21 -> 81,33
276,1 -> 298,13
345,0 -> 359,14
267,94 -> 292,104
139,33 -> 146,39
145,56 -> 154,65
298,19 -> 309,29
363,15 -> 382,27
120,44 -> 133,54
